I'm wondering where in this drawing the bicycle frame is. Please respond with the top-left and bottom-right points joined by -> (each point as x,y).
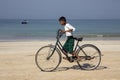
35,29 -> 101,72
51,37 -> 80,58
47,29 -> 87,59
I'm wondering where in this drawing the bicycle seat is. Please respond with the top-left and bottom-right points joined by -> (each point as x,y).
73,37 -> 83,41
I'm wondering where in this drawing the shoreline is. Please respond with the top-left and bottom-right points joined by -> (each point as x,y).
0,37 -> 120,42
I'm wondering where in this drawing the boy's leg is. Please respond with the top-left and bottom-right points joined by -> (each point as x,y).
63,39 -> 69,53
71,52 -> 81,60
63,36 -> 81,62
63,38 -> 74,62
67,38 -> 81,60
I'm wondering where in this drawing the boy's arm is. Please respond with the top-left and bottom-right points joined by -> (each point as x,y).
62,29 -> 73,33
62,23 -> 75,33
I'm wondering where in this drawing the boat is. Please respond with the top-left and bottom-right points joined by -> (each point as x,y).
21,20 -> 28,24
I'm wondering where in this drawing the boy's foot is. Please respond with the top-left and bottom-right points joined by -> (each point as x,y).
63,57 -> 74,63
72,56 -> 82,62
63,56 -> 81,62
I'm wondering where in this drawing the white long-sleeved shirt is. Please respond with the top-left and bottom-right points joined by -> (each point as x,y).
64,23 -> 75,36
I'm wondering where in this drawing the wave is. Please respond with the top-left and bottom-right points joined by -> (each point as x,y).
75,34 -> 120,38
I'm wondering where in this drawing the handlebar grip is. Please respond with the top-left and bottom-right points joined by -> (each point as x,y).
56,29 -> 63,39
58,29 -> 62,32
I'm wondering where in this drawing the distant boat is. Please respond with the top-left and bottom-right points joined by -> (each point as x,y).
21,20 -> 28,24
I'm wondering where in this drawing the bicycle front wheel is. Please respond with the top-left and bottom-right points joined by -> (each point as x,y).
77,44 -> 101,70
35,45 -> 61,72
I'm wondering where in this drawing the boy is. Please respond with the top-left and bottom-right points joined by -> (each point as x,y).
59,16 -> 79,62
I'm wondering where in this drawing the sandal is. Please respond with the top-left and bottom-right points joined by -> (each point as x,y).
63,57 -> 74,63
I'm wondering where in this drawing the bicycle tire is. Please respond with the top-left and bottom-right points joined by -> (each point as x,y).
35,45 -> 62,72
77,44 -> 101,70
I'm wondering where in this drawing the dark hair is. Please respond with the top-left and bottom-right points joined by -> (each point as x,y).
59,16 -> 66,22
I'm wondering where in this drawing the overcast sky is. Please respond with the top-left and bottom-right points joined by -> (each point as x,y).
0,0 -> 120,19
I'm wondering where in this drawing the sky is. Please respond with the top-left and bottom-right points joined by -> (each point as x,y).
0,0 -> 120,19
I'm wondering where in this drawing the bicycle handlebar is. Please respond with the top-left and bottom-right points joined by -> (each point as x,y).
56,29 -> 83,41
56,29 -> 64,39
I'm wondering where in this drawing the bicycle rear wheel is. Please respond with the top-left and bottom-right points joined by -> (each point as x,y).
35,45 -> 61,72
77,44 -> 101,70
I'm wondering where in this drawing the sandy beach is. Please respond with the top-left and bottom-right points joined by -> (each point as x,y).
0,40 -> 120,80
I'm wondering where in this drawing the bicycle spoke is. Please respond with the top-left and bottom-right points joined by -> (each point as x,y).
91,52 -> 98,56
35,45 -> 61,72
77,44 -> 101,70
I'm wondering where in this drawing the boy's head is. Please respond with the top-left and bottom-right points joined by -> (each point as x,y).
59,16 -> 66,26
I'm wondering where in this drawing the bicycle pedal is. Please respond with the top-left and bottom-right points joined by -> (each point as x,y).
63,57 -> 74,62
63,57 -> 67,60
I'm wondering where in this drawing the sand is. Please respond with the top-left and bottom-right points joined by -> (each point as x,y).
0,40 -> 120,80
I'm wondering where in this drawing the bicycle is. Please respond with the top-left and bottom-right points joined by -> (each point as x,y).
35,29 -> 101,72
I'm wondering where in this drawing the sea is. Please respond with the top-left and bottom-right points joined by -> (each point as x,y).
0,19 -> 120,41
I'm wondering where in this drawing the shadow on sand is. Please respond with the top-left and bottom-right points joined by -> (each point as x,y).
54,65 -> 108,72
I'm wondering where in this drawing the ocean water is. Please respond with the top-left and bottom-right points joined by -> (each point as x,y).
0,19 -> 120,41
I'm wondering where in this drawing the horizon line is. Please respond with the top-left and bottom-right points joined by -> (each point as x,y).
0,18 -> 120,20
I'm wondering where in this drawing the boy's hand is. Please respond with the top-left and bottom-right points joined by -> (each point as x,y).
61,30 -> 66,33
